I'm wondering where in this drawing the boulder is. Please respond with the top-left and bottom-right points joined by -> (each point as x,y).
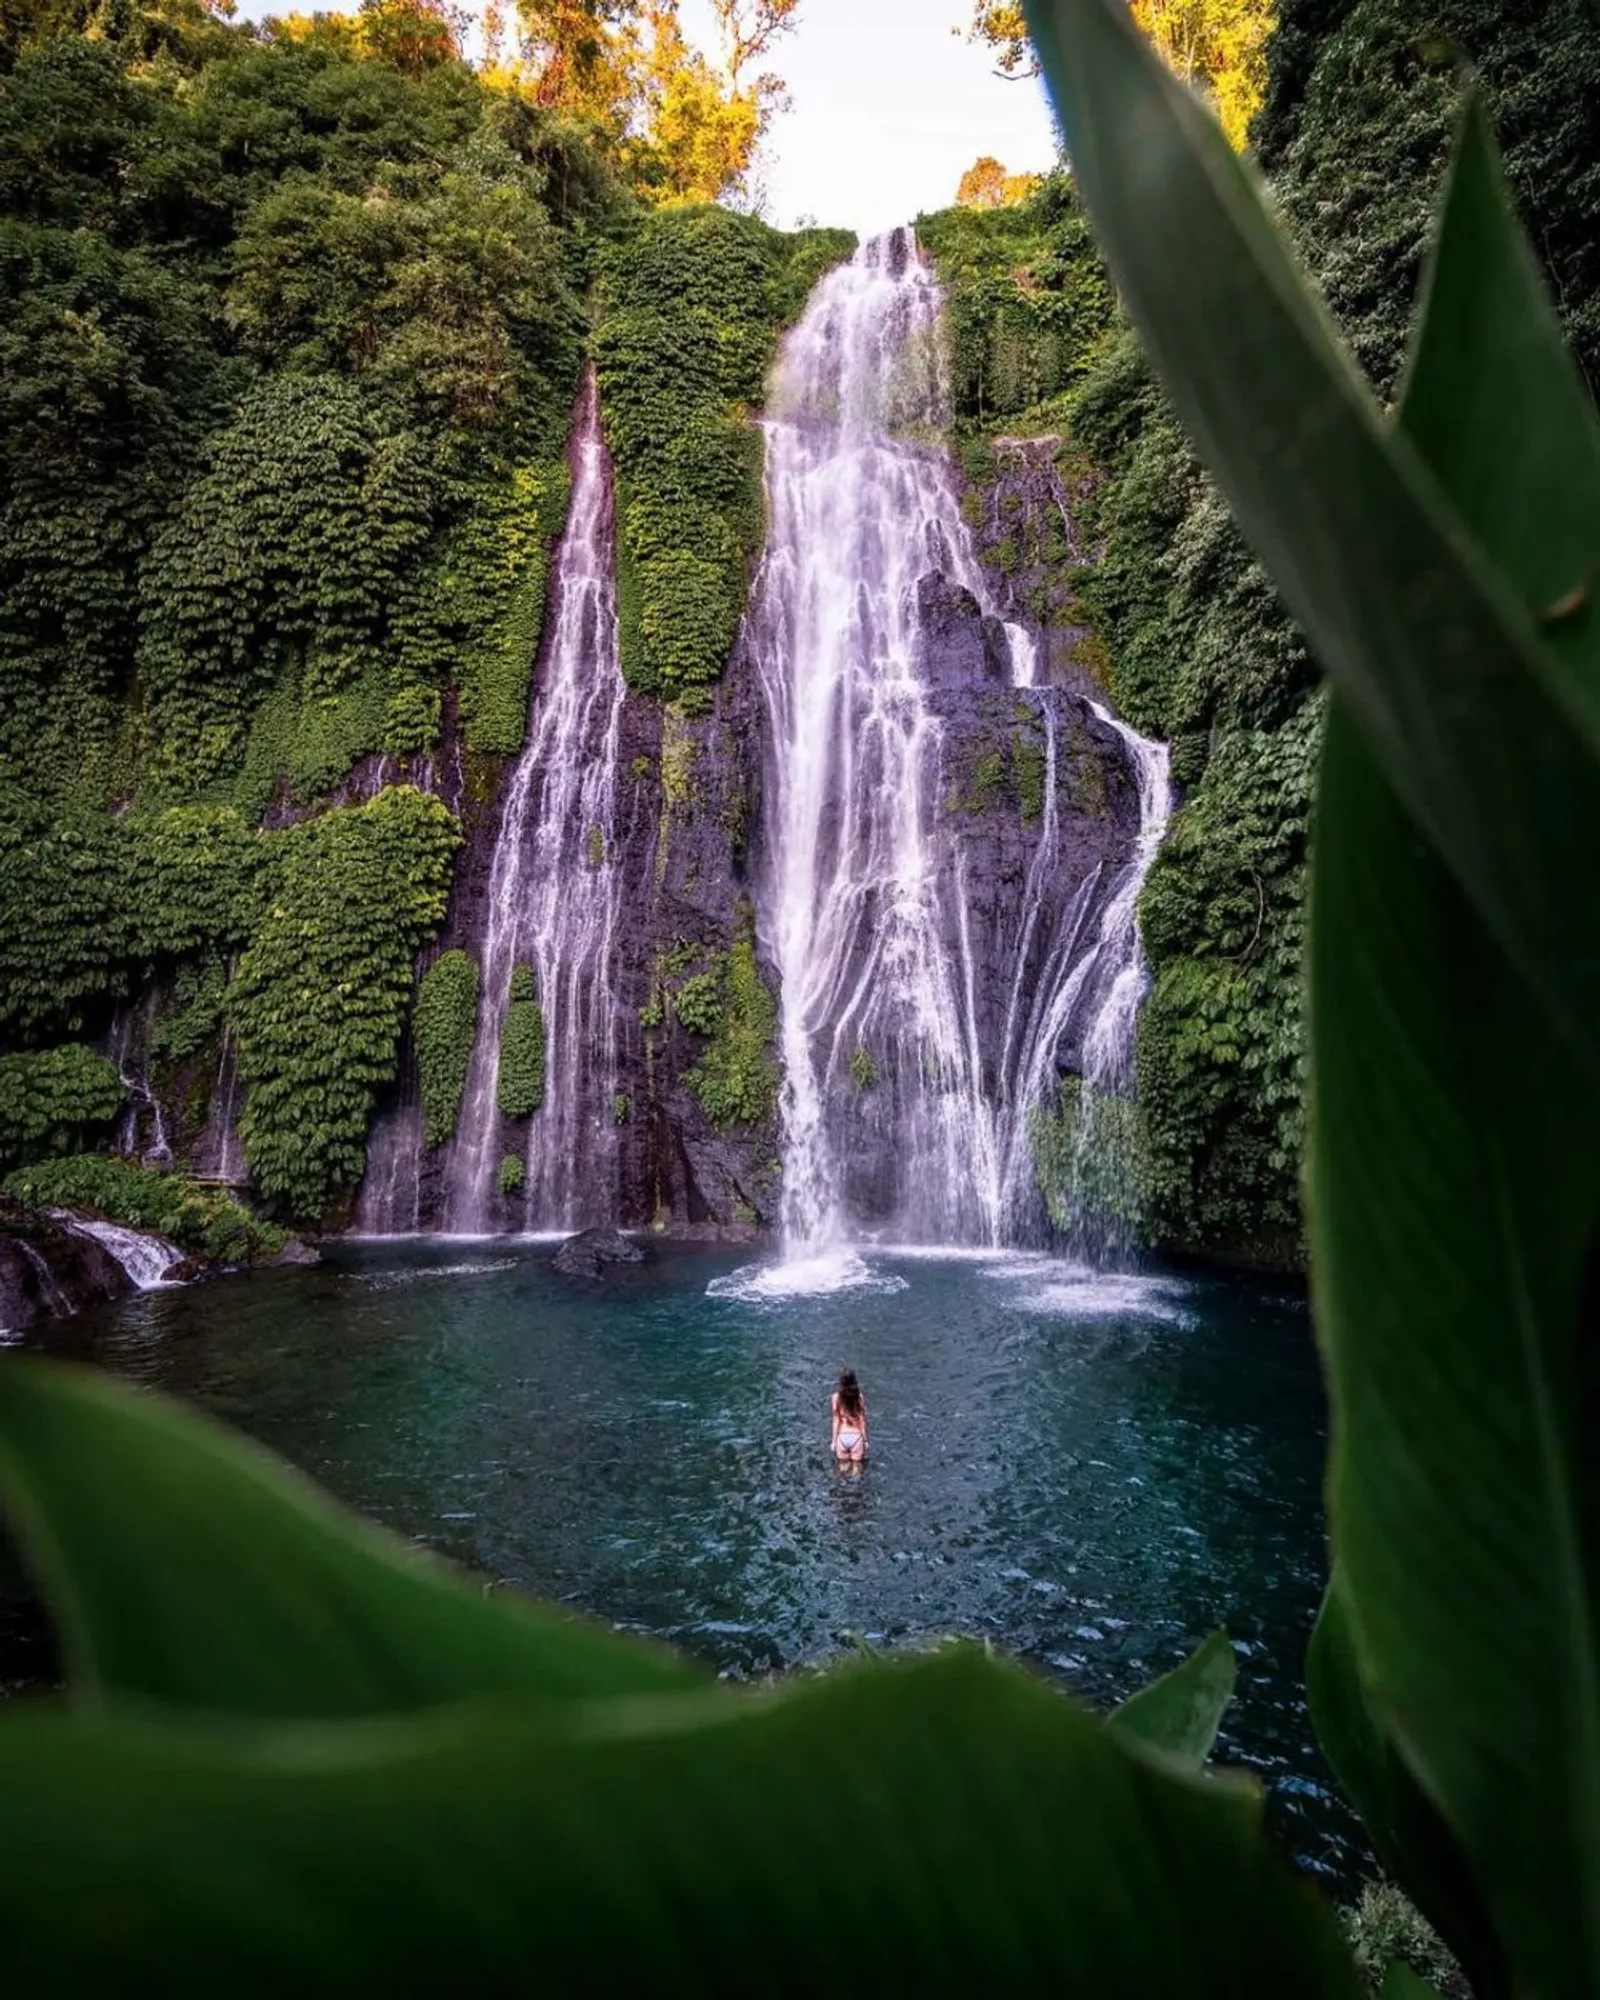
552,1225 -> 646,1280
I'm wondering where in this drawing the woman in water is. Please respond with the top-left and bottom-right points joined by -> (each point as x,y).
831,1369 -> 868,1464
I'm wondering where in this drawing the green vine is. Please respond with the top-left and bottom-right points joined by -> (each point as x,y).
230,786 -> 460,1219
0,1046 -> 124,1171
496,963 -> 546,1118
596,210 -> 853,709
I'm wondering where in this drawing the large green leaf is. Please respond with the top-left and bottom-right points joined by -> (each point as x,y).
0,1645 -> 1362,1995
1020,0 -> 1600,1080
0,1359 -> 698,1717
1108,1630 -> 1235,1766
1380,1969 -> 1442,2000
1307,1576 -> 1505,1999
1305,107 -> 1600,2000
1310,692 -> 1600,2000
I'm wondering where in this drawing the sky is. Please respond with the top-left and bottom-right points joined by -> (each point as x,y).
680,0 -> 1061,235
232,0 -> 1061,237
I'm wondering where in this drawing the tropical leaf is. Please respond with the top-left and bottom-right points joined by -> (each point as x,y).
1020,0 -> 1600,1080
1380,1967 -> 1442,2000
0,1645 -> 1362,1995
1108,1629 -> 1235,1766
1306,1576 -> 1505,1999
0,1359 -> 698,1718
1306,107 -> 1600,2000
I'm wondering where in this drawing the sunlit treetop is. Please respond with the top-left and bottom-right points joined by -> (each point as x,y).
966,0 -> 1275,149
501,0 -> 801,205
954,153 -> 1043,208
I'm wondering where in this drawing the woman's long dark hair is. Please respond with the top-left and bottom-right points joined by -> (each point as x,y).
837,1369 -> 863,1420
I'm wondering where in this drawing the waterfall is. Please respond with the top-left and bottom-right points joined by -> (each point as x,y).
445,369 -> 626,1234
747,228 -> 1170,1263
355,1094 -> 424,1238
1079,704 -> 1174,1097
1010,704 -> 1173,1262
49,1212 -> 182,1289
109,990 -> 172,1169
196,1024 -> 245,1185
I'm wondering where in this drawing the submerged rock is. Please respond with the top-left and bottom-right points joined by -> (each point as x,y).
552,1225 -> 645,1280
268,1239 -> 322,1268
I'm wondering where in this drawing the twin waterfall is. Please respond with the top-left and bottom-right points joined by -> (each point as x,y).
359,233 -> 1171,1264
446,372 -> 626,1234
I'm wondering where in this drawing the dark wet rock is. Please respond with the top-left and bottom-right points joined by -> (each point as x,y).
913,574 -> 1011,687
552,1225 -> 646,1279
268,1239 -> 322,1268
0,1199 -> 130,1336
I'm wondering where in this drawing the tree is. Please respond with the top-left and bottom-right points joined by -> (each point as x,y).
955,154 -> 1041,206
707,0 -> 799,86
356,0 -> 464,75
966,0 -> 1273,148
509,0 -> 800,206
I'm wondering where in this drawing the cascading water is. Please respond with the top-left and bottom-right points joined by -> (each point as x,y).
1023,704 -> 1172,1262
108,991 -> 172,1169
49,1211 -> 182,1289
195,1022 -> 245,1185
747,229 -> 1170,1265
445,369 -> 626,1234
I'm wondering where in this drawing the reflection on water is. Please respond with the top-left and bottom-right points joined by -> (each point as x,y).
5,1239 -> 1359,1883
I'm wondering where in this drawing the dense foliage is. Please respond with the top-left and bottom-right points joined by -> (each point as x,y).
231,787 -> 459,1218
413,949 -> 479,1150
595,205 -> 851,707
0,1045 -> 123,1171
1,1153 -> 287,1263
0,788 -> 270,1044
495,963 -> 547,1118
0,0 -> 701,1220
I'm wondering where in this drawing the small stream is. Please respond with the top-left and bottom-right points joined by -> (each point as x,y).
1,1240 -> 1359,1885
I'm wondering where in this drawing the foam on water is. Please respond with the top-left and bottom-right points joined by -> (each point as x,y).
355,1259 -> 522,1289
707,1251 -> 910,1304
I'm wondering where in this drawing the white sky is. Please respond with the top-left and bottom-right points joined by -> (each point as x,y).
231,0 -> 1061,237
681,0 -> 1060,234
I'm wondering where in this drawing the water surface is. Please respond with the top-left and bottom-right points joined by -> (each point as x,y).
8,1240 -> 1359,1882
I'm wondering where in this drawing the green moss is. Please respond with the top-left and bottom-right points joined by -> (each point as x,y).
849,1045 -> 879,1092
1028,1080 -> 1146,1240
612,1092 -> 631,1127
685,910 -> 778,1131
658,714 -> 698,809
496,964 -> 546,1118
496,1153 -> 525,1197
1339,1882 -> 1465,1998
1013,729 -> 1046,825
3,1154 -> 288,1265
414,949 -> 479,1150
0,1045 -> 124,1171
585,824 -> 605,869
